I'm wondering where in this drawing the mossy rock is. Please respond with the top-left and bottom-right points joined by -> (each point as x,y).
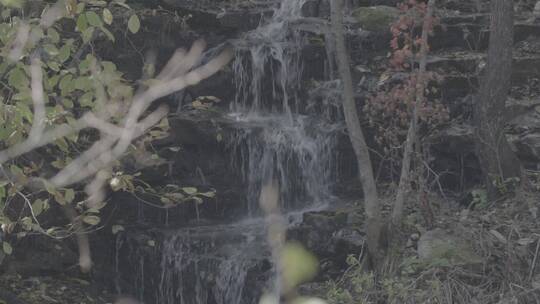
417,229 -> 483,267
352,6 -> 399,32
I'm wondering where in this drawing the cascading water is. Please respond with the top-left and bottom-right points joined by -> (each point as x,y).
228,0 -> 341,214
116,1 -> 343,303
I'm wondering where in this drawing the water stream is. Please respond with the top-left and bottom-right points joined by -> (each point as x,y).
117,1 -> 342,303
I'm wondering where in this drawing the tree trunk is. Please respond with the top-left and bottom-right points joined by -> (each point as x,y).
474,0 -> 522,197
330,0 -> 383,265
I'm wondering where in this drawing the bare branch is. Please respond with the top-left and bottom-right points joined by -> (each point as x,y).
8,22 -> 29,61
29,58 -> 46,141
0,38 -> 233,274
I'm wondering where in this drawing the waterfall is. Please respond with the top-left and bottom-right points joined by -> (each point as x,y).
229,0 -> 340,214
117,1 -> 343,303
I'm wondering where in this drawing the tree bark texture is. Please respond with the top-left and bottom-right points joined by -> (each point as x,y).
330,0 -> 383,265
474,0 -> 522,197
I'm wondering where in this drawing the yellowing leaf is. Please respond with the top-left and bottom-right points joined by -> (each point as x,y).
127,14 -> 140,34
112,225 -> 125,235
64,189 -> 75,203
281,242 -> 319,291
2,242 -> 12,255
100,26 -> 115,42
83,215 -> 100,225
291,297 -> 327,304
102,8 -> 113,25
198,191 -> 215,198
182,187 -> 197,195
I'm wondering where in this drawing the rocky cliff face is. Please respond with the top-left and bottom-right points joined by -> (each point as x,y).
108,2 -> 540,302
5,1 -> 540,303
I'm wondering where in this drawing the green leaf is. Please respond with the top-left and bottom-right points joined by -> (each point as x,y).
0,184 -> 5,201
192,196 -> 203,204
62,98 -> 74,109
43,180 -> 57,195
2,242 -> 12,255
112,225 -> 124,235
54,190 -> 66,205
79,92 -> 94,107
48,75 -> 60,88
31,199 -> 45,216
51,159 -> 65,169
82,27 -> 95,44
16,103 -> 33,123
48,61 -> 60,72
64,189 -> 75,203
127,14 -> 140,34
20,217 -> 33,231
160,197 -> 173,205
198,191 -> 215,198
85,11 -> 102,27
58,44 -> 71,63
9,164 -> 23,177
83,215 -> 100,225
102,8 -> 113,25
46,227 -> 58,235
112,0 -> 130,9
76,14 -> 88,32
47,28 -> 60,44
182,187 -> 197,195
74,76 -> 92,91
8,67 -> 29,90
101,61 -> 117,73
76,2 -> 86,14
44,44 -> 59,56
0,0 -> 23,9
59,74 -> 74,95
55,137 -> 70,153
11,91 -> 30,102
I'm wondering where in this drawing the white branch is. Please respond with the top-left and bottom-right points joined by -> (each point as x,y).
29,58 -> 46,141
0,37 -> 233,275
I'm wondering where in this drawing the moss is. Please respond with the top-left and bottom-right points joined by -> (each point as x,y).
352,6 -> 399,32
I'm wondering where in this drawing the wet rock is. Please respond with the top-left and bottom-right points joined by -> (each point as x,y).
330,228 -> 364,254
430,123 -> 475,155
302,211 -> 348,230
505,98 -> 540,122
288,211 -> 364,267
417,228 -> 482,265
161,0 -> 270,31
352,6 -> 399,32
2,236 -> 78,276
513,133 -> 540,162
